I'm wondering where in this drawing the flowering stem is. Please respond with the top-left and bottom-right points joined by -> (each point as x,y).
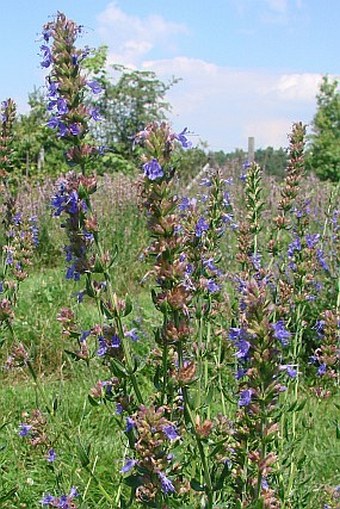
160,337 -> 168,406
178,342 -> 214,508
92,231 -> 144,405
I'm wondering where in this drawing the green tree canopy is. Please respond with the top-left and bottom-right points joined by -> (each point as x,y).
84,46 -> 179,160
307,76 -> 340,181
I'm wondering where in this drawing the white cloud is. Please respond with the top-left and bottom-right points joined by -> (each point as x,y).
143,57 -> 322,150
96,2 -> 189,66
274,73 -> 323,102
265,0 -> 289,14
95,2 -> 321,151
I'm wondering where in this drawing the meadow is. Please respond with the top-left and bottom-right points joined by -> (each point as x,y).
0,12 -> 339,509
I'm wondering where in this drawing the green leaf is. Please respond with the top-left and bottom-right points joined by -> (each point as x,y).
76,437 -> 91,468
0,486 -> 17,503
64,349 -> 82,361
190,479 -> 205,492
124,475 -> 143,488
108,244 -> 119,268
123,294 -> 133,316
214,461 -> 230,490
88,394 -> 100,407
110,358 -> 128,378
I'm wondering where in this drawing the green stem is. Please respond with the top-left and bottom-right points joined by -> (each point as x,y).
94,236 -> 144,405
178,343 -> 214,509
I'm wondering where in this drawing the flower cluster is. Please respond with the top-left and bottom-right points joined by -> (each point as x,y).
18,409 -> 49,448
41,12 -> 102,167
51,172 -> 97,280
230,276 -> 286,508
0,98 -> 16,184
41,487 -> 79,508
121,406 -> 180,503
2,212 -> 39,282
311,310 -> 339,390
272,122 -> 306,238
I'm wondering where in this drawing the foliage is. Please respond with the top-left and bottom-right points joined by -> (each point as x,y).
0,12 -> 339,509
12,88 -> 68,180
255,146 -> 288,177
209,146 -> 288,177
307,75 -> 340,181
85,46 -> 179,160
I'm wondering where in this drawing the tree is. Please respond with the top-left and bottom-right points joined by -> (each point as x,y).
84,46 -> 178,160
13,88 -> 68,180
255,146 -> 288,177
307,76 -> 340,181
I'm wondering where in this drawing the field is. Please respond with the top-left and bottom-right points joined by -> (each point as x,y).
1,13 -> 339,509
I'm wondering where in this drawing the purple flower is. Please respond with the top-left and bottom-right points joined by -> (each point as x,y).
286,366 -> 297,378
110,335 -> 121,348
200,177 -> 211,187
29,216 -> 39,246
185,263 -> 194,275
288,237 -> 301,258
120,458 -> 136,473
57,97 -> 68,115
235,367 -> 248,380
261,477 -> 269,490
174,127 -> 192,148
18,423 -> 32,437
178,196 -> 190,211
97,336 -> 107,357
48,81 -> 58,97
87,80 -> 102,94
66,264 -> 80,281
158,471 -> 176,494
5,249 -> 14,266
58,122 -> 68,137
317,363 -> 327,376
40,44 -> 52,68
195,217 -> 209,237
251,253 -> 262,271
163,424 -> 179,440
46,448 -> 57,463
80,330 -> 91,343
238,389 -> 253,407
229,328 -> 250,359
206,279 -> 220,293
0,281 -> 3,293
116,403 -> 123,415
71,54 -> 79,66
203,258 -> 218,272
280,365 -> 298,378
314,319 -> 325,338
223,191 -> 231,207
305,233 -> 320,249
235,339 -> 251,359
125,328 -> 139,341
272,320 -> 291,347
316,249 -> 329,271
143,158 -> 164,180
125,417 -> 135,433
69,123 -> 81,136
97,335 -> 120,357
42,28 -> 51,43
90,107 -> 102,122
47,116 -> 59,129
41,493 -> 55,505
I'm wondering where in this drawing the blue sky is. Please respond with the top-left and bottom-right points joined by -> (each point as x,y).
1,0 -> 339,151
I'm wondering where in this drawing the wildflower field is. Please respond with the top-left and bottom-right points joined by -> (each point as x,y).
0,12 -> 339,509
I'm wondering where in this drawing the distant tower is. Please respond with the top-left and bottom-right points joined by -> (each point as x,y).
248,136 -> 255,163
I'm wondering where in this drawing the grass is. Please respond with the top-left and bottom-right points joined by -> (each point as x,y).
0,374 -> 339,508
1,172 -> 339,508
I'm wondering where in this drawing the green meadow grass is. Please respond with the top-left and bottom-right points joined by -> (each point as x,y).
1,178 -> 339,508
